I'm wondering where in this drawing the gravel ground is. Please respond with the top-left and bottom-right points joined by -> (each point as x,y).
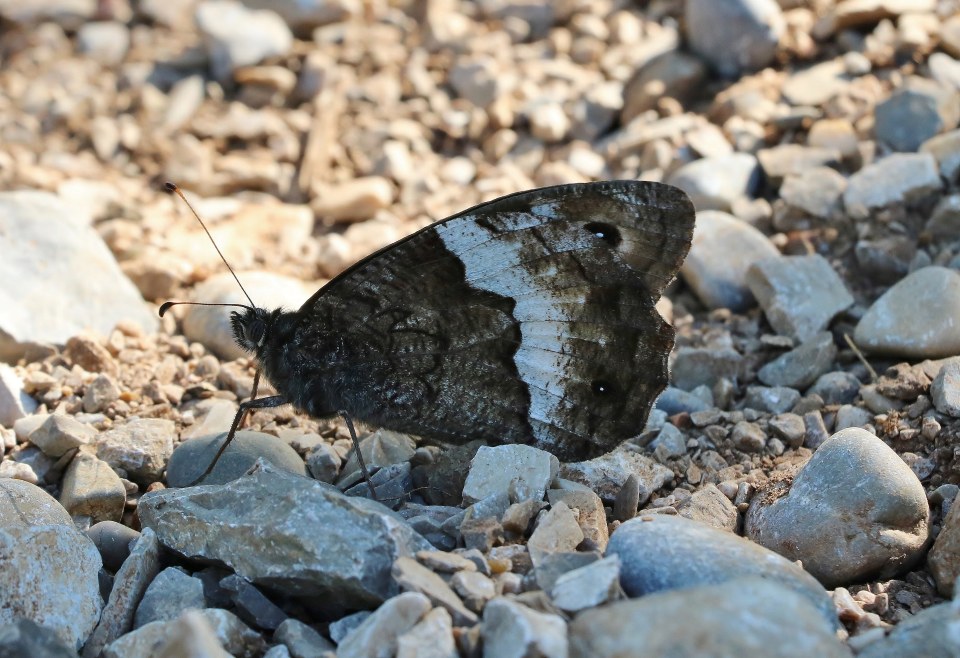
3,0 -> 960,656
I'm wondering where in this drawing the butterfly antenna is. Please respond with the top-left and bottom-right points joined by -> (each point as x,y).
158,300 -> 253,317
164,181 -> 256,308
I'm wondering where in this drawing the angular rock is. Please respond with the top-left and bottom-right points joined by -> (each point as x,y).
675,483 -> 738,531
0,364 -> 38,427
396,607 -> 457,658
0,477 -> 73,529
337,592 -> 430,658
857,599 -> 960,658
745,428 -> 929,587
758,332 -> 836,389
874,78 -> 959,152
685,0 -> 784,76
855,267 -> 960,359
135,567 -> 206,628
195,0 -> 294,82
219,574 -> 288,630
391,557 -> 477,626
0,190 -> 156,363
83,529 -> 162,658
102,608 -> 263,658
547,489 -> 608,552
607,515 -> 836,627
843,153 -> 941,219
59,452 -> 126,524
94,418 -> 174,484
747,255 -> 853,341
274,618 -> 335,656
569,577 -> 849,658
462,445 -> 559,505
138,463 -> 430,608
551,555 -> 621,613
560,446 -> 673,502
670,345 -> 744,389
527,502 -> 585,568
666,154 -> 760,212
928,483 -> 960,595
482,597 -> 568,658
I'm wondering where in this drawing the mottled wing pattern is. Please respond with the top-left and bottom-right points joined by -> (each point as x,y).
302,181 -> 695,461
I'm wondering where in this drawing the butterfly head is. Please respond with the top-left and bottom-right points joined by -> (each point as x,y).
231,306 -> 273,353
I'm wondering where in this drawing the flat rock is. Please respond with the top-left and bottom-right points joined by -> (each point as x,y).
874,78 -> 959,152
560,445 -> 673,502
747,255 -> 853,341
666,154 -> 760,211
0,523 -> 103,651
138,462 -> 430,608
744,428 -> 929,587
685,0 -> 784,76
181,271 -> 312,360
0,190 -> 156,362
675,483 -> 738,531
551,555 -> 621,613
527,502 -> 584,567
95,418 -> 175,484
274,618 -> 335,656
606,515 -> 836,627
392,556 -> 477,626
396,607 -> 457,658
0,617 -> 79,658
83,529 -> 162,658
843,153 -> 941,219
462,445 -> 559,505
854,266 -> 960,359
481,597 -> 568,658
568,577 -> 849,658
681,210 -> 780,312
167,431 -> 307,487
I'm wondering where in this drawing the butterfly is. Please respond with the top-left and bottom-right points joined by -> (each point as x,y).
164,180 -> 695,481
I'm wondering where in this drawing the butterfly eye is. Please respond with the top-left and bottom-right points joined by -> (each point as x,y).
592,379 -> 614,396
246,319 -> 266,346
583,221 -> 621,247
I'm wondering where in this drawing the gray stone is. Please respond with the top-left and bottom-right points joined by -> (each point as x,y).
87,521 -> 140,572
83,373 -> 120,413
768,413 -> 807,447
220,574 -> 288,630
757,145 -> 841,183
392,556 -> 477,626
167,431 -> 308,487
462,445 -> 559,505
135,567 -> 206,629
482,597 -> 568,658
857,599 -> 960,658
855,267 -> 960,359
182,271 -> 311,360
670,346 -> 743,389
337,592 -> 430,658
650,423 -> 687,460
843,153 -> 941,219
607,515 -> 836,627
758,332 -> 836,389
808,371 -> 860,405
621,51 -> 706,123
0,617 -> 79,658
854,236 -> 916,284
396,607 -> 457,658
655,386 -> 711,415
241,0 -> 357,32
305,442 -> 340,483
338,428 -> 416,484
834,405 -> 873,431
0,523 -> 103,651
27,414 -> 97,458
95,418 -> 175,484
180,398 -> 238,442
731,421 -> 766,452
0,191 -> 156,363
328,611 -> 371,645
743,386 -> 800,414
666,154 -> 760,211
546,489 -> 608,552
274,618 -> 335,656
0,477 -> 73,529
551,555 -> 621,613
930,478 -> 960,596
747,255 -> 853,341
0,364 -> 38,426
59,452 -> 126,524
83,529 -> 162,658
195,0 -> 294,81
450,571 -> 496,613
925,194 -> 960,241
777,167 -> 847,224
745,428 -> 929,587
568,577 -> 850,658
875,78 -> 960,152
782,59 -> 849,106
77,21 -> 130,66
560,446 -> 673,502
138,462 -> 430,608
675,483 -> 739,531
685,0 -> 784,76
102,608 -> 263,658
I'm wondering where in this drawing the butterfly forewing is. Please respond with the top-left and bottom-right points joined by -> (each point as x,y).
298,180 -> 695,461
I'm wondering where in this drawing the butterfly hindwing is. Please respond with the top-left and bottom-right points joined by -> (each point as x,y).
296,180 -> 695,461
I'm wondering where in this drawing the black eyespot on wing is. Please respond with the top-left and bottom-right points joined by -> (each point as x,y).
592,379 -> 614,396
583,221 -> 621,247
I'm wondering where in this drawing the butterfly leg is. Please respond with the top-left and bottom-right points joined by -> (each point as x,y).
184,395 -> 287,486
338,410 -> 378,502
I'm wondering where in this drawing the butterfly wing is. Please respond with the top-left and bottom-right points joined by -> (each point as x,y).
299,180 -> 695,461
